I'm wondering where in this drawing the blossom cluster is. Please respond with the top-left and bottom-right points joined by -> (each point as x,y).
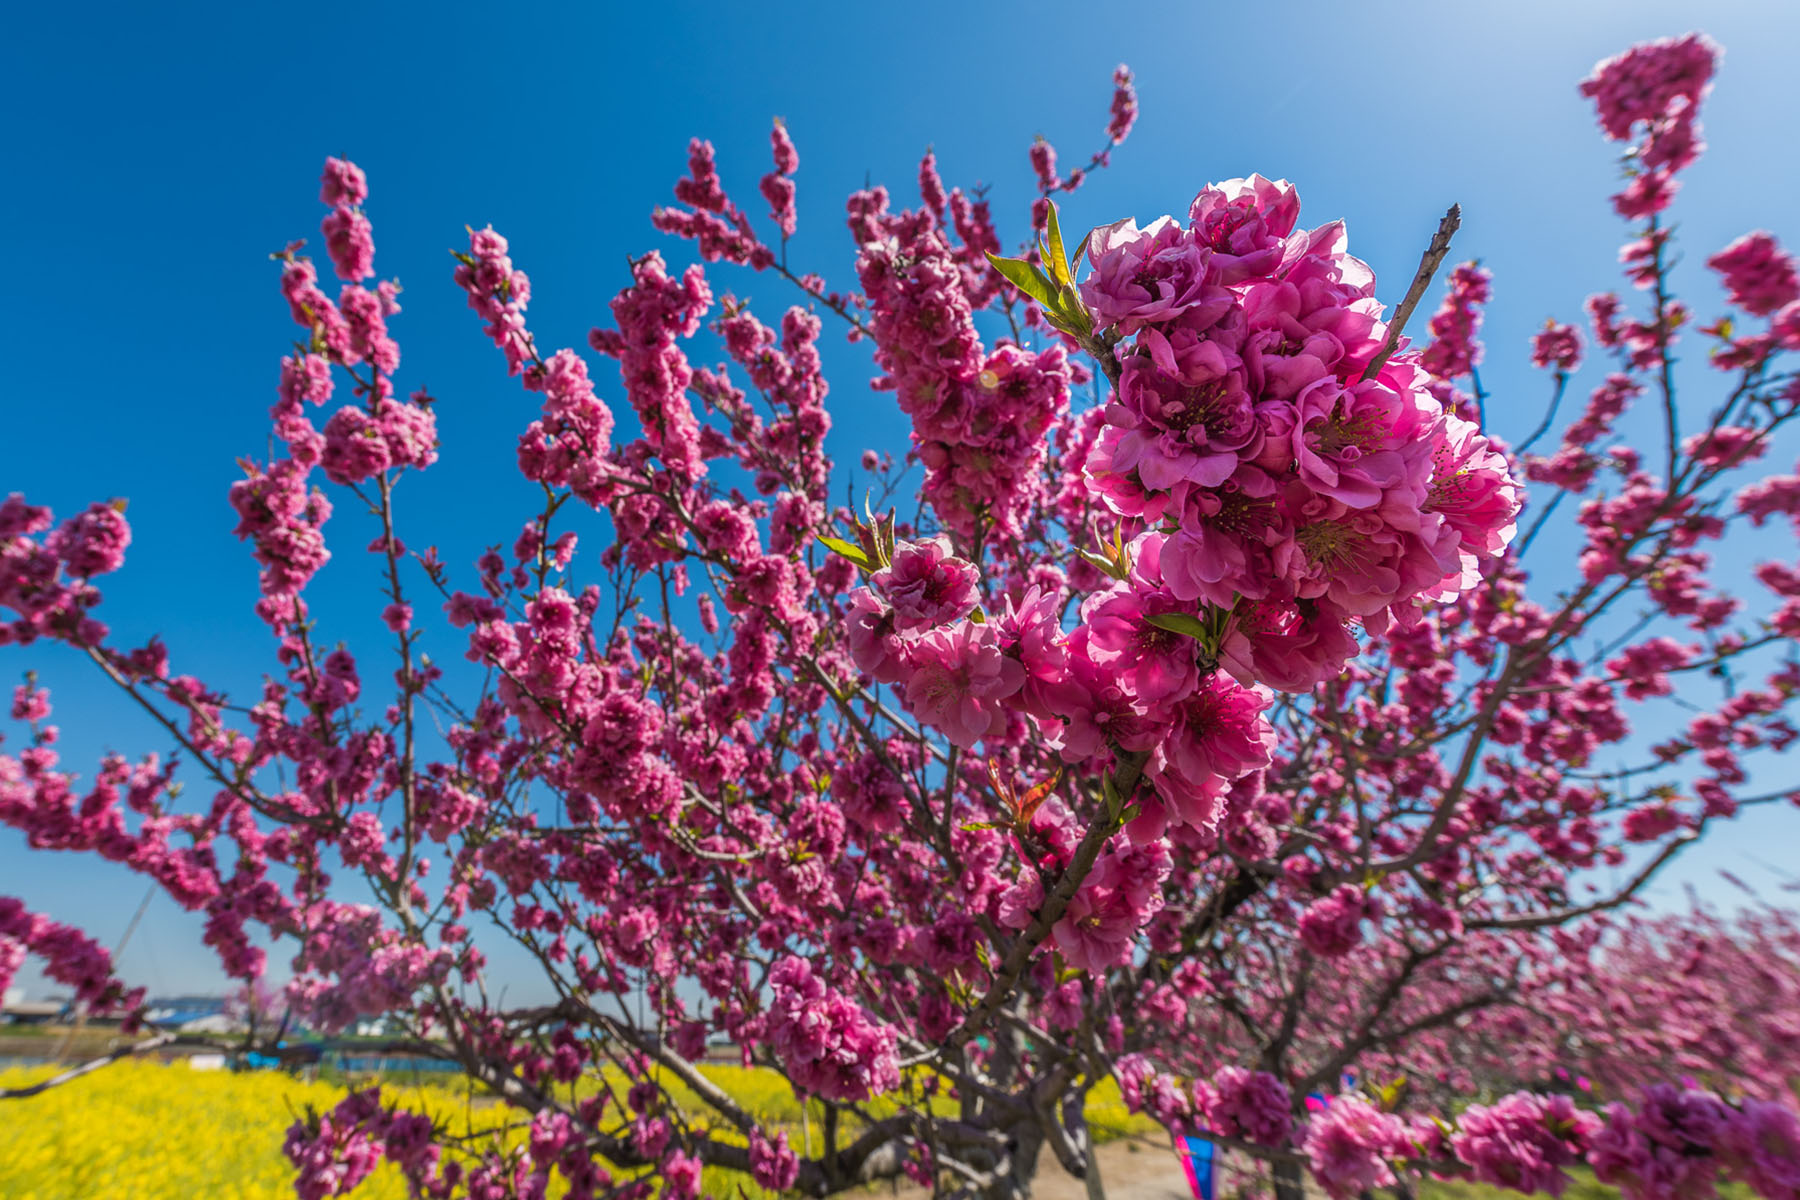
1,494 -> 129,648
1448,1092 -> 1600,1197
1106,65 -> 1138,146
1078,176 -> 1522,697
1196,1065 -> 1294,1146
1579,32 -> 1718,219
1591,1084 -> 1800,1200
764,955 -> 901,1103
1708,231 -> 1800,329
856,227 -> 1073,538
454,225 -> 535,375
1418,261 -> 1491,383
839,175 -> 1527,927
283,1087 -> 471,1200
1117,1055 -> 1797,1200
0,895 -> 143,1015
1299,1084 -> 1800,1200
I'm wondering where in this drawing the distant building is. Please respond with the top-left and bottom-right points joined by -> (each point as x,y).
2,991 -> 66,1025
142,996 -> 229,1027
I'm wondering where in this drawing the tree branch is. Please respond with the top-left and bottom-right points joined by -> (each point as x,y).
1362,204 -> 1462,381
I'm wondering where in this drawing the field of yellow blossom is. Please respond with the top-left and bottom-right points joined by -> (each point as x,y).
0,1057 -> 1161,1199
0,1059 -> 492,1199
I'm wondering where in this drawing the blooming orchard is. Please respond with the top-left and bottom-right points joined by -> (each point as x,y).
4,30 -> 1800,1200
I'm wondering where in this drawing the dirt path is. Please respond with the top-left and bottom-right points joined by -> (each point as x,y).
886,1137 -> 1199,1200
1041,1139 -> 1198,1200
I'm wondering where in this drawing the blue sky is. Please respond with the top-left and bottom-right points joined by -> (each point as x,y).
4,0 -> 1799,999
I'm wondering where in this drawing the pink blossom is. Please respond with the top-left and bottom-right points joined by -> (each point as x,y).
1717,1098 -> 1800,1197
1297,884 -> 1377,958
1708,231 -> 1800,316
1044,627 -> 1168,763
1202,1066 -> 1293,1146
1424,413 -> 1523,592
319,157 -> 368,208
1450,1092 -> 1600,1197
46,503 -> 131,577
1051,887 -> 1138,974
1291,373 -> 1439,509
871,536 -> 980,631
1591,1085 -> 1733,1200
1107,65 -> 1138,145
760,120 -> 799,239
766,956 -> 900,1102
1079,583 -> 1201,707
895,621 -> 1024,750
1419,261 -> 1492,380
1217,597 -> 1361,694
1144,673 -> 1274,832
1531,322 -> 1585,372
749,1129 -> 800,1191
1621,803 -> 1683,843
1187,175 -> 1300,284
322,204 -> 375,283
1579,34 -> 1718,143
1079,216 -> 1220,335
1099,336 -> 1257,496
1305,1093 -> 1404,1199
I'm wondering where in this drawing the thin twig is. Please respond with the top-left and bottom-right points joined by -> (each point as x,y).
1363,205 -> 1463,381
0,1033 -> 181,1100
1516,369 -> 1571,456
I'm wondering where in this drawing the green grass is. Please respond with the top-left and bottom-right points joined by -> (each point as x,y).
1412,1169 -> 1755,1199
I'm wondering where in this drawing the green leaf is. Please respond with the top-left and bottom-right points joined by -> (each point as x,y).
1145,611 -> 1211,641
1078,546 -> 1128,582
816,535 -> 874,571
1038,272 -> 1094,341
960,821 -> 1007,832
1044,201 -> 1070,288
1069,229 -> 1093,279
985,252 -> 1059,308
968,606 -> 986,624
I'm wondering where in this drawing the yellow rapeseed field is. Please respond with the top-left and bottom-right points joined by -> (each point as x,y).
0,1059 -> 486,1199
0,1058 -> 1160,1199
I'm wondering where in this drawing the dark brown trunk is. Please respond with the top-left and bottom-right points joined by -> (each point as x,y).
1271,1157 -> 1307,1200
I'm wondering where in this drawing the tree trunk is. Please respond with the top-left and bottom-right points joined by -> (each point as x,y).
945,1123 -> 1044,1200
1081,1141 -> 1106,1200
1272,1157 -> 1307,1200
993,1122 -> 1044,1200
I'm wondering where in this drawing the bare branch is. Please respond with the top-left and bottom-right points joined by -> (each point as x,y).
1362,204 -> 1462,381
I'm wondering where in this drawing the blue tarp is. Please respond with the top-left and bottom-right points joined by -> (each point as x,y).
1177,1134 -> 1215,1200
